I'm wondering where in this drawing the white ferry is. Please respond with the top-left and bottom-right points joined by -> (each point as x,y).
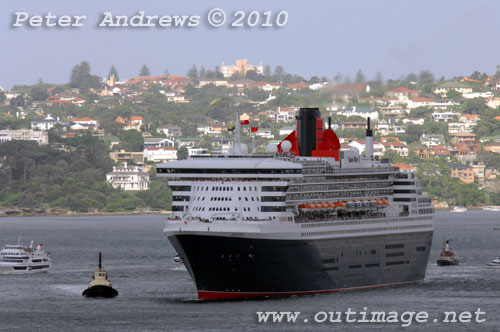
0,241 -> 51,274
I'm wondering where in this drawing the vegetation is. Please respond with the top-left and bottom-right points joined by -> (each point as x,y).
0,139 -> 171,212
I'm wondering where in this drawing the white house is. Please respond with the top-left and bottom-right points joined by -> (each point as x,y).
0,129 -> 49,145
337,106 -> 379,120
420,134 -> 445,147
144,137 -> 175,148
70,117 -> 99,130
31,114 -> 68,130
255,128 -> 274,139
402,118 -> 425,125
143,147 -> 177,162
431,111 -> 458,122
309,82 -> 329,90
106,164 -> 150,191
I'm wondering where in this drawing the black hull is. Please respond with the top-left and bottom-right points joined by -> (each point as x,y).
168,231 -> 433,300
82,285 -> 118,298
437,260 -> 459,266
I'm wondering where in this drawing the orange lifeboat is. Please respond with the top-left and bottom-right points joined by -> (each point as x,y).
327,202 -> 335,208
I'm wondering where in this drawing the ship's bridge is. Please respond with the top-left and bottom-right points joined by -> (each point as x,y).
156,157 -> 302,180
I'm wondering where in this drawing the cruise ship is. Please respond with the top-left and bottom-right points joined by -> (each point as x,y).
157,108 -> 434,300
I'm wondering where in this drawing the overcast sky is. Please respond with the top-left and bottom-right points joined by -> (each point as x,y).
1,0 -> 500,88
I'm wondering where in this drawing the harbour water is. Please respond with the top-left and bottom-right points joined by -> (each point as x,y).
0,211 -> 499,331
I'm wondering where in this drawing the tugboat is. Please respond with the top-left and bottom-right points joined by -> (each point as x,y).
436,240 -> 459,266
82,252 -> 118,298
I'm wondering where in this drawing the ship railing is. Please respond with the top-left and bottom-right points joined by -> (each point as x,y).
294,211 -> 409,223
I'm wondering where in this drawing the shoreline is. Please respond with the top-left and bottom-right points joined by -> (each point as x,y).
0,209 -> 171,218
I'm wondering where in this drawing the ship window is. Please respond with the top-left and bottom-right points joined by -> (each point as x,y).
239,197 -> 241,201
386,252 -> 404,258
243,187 -> 247,191
245,197 -> 248,201
172,206 -> 184,212
416,246 -> 426,252
238,187 -> 240,191
249,187 -> 252,191
251,197 -> 254,201
365,263 -> 379,268
386,261 -> 405,266
261,206 -> 286,212
255,186 -> 257,191
385,244 -> 404,249
371,250 -> 376,254
349,265 -> 362,269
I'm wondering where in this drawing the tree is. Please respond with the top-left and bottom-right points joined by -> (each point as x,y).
139,65 -> 151,76
108,65 -> 119,81
119,130 -> 144,151
29,86 -> 48,101
264,65 -> 272,78
273,65 -> 285,81
419,70 -> 435,84
69,61 -> 100,91
355,69 -> 365,84
187,65 -> 198,79
333,72 -> 343,83
164,68 -> 170,76
375,71 -> 383,84
0,91 -> 6,104
405,73 -> 418,83
177,146 -> 188,160
9,95 -> 24,109
446,89 -> 462,101
199,66 -> 206,78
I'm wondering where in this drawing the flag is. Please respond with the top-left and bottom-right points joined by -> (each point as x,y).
240,119 -> 250,125
250,127 -> 259,132
227,125 -> 235,132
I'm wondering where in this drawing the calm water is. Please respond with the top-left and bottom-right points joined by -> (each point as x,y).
0,211 -> 499,332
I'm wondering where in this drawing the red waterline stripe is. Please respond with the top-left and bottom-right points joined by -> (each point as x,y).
197,281 -> 419,300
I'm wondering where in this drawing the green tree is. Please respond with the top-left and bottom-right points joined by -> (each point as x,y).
199,66 -> 206,78
120,130 -> 144,151
108,65 -> 119,81
69,61 -> 101,92
177,146 -> 188,160
30,86 -> 48,101
273,65 -> 285,81
0,91 -> 6,104
187,65 -> 198,79
264,65 -> 272,78
355,69 -> 365,84
139,65 -> 151,76
419,70 -> 435,84
164,68 -> 170,76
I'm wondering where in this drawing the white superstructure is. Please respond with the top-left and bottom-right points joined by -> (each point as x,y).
0,241 -> 51,274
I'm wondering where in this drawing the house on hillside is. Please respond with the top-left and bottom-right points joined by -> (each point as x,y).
106,164 -> 150,191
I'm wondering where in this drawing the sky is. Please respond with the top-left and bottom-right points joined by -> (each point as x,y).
1,0 -> 500,88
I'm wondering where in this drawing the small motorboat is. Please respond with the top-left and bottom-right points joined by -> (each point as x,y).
483,206 -> 500,212
486,256 -> 500,267
173,254 -> 186,270
451,206 -> 467,213
82,252 -> 118,298
436,240 -> 459,266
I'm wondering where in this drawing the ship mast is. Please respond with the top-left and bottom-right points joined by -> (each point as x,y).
233,112 -> 241,155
